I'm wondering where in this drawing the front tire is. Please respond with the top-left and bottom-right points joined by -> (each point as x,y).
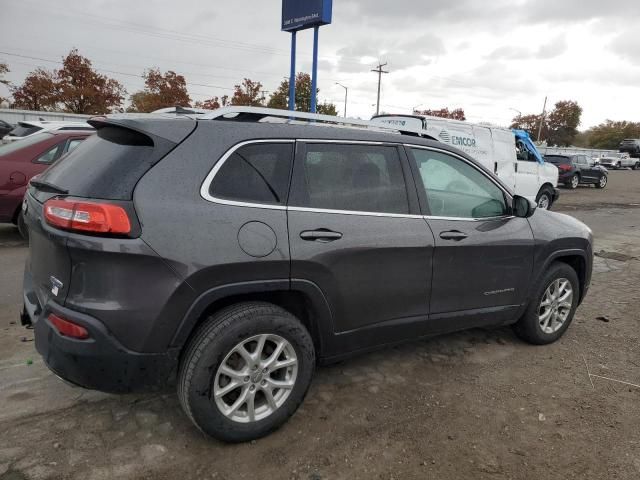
513,263 -> 579,345
634,162 -> 640,170
595,175 -> 607,189
536,187 -> 554,210
178,302 -> 315,443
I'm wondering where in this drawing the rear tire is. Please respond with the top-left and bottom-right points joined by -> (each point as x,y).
634,162 -> 640,170
512,263 -> 579,345
568,174 -> 579,189
178,302 -> 315,443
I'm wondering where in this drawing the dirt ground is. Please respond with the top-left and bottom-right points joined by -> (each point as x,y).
1,171 -> 639,480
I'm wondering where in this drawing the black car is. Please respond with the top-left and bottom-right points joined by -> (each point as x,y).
0,119 -> 14,139
619,139 -> 640,158
544,154 -> 608,189
21,108 -> 593,442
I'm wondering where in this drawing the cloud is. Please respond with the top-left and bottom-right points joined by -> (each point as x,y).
536,35 -> 568,59
340,0 -> 516,24
610,30 -> 640,64
521,0 -> 640,23
486,45 -> 531,60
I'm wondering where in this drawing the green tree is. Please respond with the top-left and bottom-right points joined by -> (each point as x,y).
268,73 -> 337,115
128,69 -> 191,112
581,120 -> 640,149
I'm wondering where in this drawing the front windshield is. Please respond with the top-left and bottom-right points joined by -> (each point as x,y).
0,132 -> 53,156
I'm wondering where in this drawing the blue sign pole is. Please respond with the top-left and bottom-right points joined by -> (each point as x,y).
282,0 -> 332,114
310,26 -> 319,114
289,31 -> 296,111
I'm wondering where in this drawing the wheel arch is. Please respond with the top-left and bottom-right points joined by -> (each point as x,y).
536,182 -> 555,198
537,251 -> 589,304
11,203 -> 22,225
172,279 -> 334,361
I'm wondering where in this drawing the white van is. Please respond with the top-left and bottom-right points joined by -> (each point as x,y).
370,114 -> 559,209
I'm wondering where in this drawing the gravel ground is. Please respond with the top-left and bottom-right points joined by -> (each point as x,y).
0,171 -> 639,480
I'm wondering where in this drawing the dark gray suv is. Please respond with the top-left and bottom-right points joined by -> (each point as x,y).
21,108 -> 593,442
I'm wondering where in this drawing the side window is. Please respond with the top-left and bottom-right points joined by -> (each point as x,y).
209,143 -> 293,205
577,156 -> 587,165
293,143 -> 409,214
34,144 -> 62,165
66,139 -> 85,153
411,148 -> 507,219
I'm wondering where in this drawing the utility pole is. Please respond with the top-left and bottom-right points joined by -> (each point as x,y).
371,62 -> 388,116
536,96 -> 547,142
335,82 -> 348,117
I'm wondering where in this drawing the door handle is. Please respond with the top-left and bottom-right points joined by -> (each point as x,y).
439,230 -> 468,241
300,229 -> 343,242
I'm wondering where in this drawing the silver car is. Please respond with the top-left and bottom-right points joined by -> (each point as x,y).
598,152 -> 640,170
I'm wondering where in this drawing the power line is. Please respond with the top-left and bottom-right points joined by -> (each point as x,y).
0,51 -> 236,93
13,0 -> 369,68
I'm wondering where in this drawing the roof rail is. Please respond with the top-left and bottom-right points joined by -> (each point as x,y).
198,106 -> 425,136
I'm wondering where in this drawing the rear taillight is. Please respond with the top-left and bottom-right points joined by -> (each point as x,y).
558,164 -> 572,172
44,198 -> 131,235
48,313 -> 90,340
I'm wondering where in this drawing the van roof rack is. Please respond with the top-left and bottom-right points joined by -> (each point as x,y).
197,106 -> 425,136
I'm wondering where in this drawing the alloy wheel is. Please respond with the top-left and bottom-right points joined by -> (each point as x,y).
213,334 -> 298,423
537,194 -> 550,210
599,176 -> 607,188
571,175 -> 579,188
538,278 -> 573,334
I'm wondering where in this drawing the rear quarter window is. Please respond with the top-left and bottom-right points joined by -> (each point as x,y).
208,143 -> 294,206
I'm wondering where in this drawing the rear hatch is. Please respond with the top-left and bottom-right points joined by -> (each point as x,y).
24,115 -> 196,309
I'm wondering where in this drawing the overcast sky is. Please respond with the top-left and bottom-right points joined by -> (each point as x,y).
1,0 -> 639,128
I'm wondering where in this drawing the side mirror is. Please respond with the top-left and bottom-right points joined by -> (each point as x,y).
513,195 -> 536,218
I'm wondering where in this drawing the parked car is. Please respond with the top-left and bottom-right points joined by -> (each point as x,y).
0,120 -> 14,139
371,114 -> 560,210
599,152 -> 640,170
544,154 -> 608,189
22,107 -> 593,443
619,139 -> 640,158
0,130 -> 92,237
2,120 -> 94,144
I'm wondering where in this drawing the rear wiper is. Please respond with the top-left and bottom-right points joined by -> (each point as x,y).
30,179 -> 68,194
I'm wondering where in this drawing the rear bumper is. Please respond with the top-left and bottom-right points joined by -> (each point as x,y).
23,269 -> 178,393
558,172 -> 574,184
0,193 -> 21,223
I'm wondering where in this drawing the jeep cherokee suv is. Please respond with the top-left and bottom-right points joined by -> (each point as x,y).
22,107 -> 593,442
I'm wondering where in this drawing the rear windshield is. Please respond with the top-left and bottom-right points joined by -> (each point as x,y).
0,132 -> 54,156
8,124 -> 42,137
544,155 -> 570,164
35,125 -> 170,200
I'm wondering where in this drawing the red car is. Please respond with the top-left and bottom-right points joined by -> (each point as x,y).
0,130 -> 93,236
